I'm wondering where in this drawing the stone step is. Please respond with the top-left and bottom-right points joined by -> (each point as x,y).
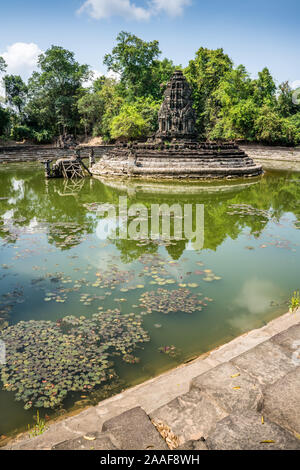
101,406 -> 168,450
135,153 -> 247,160
149,387 -> 228,445
263,366 -> 300,435
131,167 -> 261,175
136,159 -> 253,165
206,410 -> 300,450
52,431 -> 118,450
105,159 -> 254,166
231,338 -> 297,387
135,162 -> 255,169
101,161 -> 257,170
190,362 -> 264,413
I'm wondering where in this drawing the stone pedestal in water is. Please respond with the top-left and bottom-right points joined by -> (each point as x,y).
91,70 -> 263,179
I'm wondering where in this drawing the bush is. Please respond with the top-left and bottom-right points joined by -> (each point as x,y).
110,104 -> 150,141
254,106 -> 299,146
10,124 -> 32,141
32,129 -> 53,144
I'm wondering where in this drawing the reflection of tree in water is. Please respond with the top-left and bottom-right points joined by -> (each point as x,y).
0,166 -> 104,249
103,172 -> 300,261
0,165 -> 299,258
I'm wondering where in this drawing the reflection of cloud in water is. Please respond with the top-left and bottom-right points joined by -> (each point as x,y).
8,178 -> 25,204
234,278 -> 280,315
228,278 -> 282,332
2,209 -> 14,222
96,217 -> 118,240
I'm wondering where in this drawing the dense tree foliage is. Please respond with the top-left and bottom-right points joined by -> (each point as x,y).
0,34 -> 299,145
103,31 -> 176,101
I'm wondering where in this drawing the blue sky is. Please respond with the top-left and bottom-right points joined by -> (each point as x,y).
0,0 -> 299,87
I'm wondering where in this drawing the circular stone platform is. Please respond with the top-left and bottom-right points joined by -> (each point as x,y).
91,141 -> 263,180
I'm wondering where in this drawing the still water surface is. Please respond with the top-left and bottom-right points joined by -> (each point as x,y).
0,163 -> 299,436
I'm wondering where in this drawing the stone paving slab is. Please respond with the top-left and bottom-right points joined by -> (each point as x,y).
102,407 -> 168,450
232,339 -> 296,387
52,432 -> 118,451
263,367 -> 300,435
206,410 -> 300,450
270,323 -> 300,358
150,388 -> 227,445
191,362 -> 263,414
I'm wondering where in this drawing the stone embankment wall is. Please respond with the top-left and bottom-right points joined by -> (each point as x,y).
0,145 -> 113,164
1,143 -> 300,169
240,144 -> 300,162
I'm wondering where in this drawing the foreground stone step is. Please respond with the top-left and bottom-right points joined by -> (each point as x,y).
52,432 -> 118,451
270,323 -> 300,358
263,366 -> 300,435
150,388 -> 227,445
101,406 -> 168,450
206,410 -> 300,450
232,339 -> 296,386
191,362 -> 264,413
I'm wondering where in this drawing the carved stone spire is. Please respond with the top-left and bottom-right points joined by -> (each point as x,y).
156,70 -> 196,141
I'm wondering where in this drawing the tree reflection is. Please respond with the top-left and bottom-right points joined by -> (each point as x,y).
0,164 -> 299,260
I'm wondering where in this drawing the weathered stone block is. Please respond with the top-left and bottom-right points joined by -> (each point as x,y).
206,411 -> 300,450
191,362 -> 263,413
270,323 -> 300,361
263,367 -> 300,434
52,432 -> 118,450
232,340 -> 295,386
102,406 -> 168,450
150,388 -> 227,445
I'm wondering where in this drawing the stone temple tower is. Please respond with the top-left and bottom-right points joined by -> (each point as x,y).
156,70 -> 197,141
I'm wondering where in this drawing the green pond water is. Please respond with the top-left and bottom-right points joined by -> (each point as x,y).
0,162 -> 299,437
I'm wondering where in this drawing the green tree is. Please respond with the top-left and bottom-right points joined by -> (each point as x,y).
185,47 -> 233,136
254,105 -> 298,145
78,92 -> 105,138
104,31 -> 176,101
3,75 -> 28,113
110,99 -> 159,141
209,65 -> 257,140
25,46 -> 91,138
95,78 -> 124,140
104,31 -> 160,99
252,67 -> 276,106
277,81 -> 298,117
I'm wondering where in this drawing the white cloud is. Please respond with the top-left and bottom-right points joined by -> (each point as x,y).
1,42 -> 42,76
151,0 -> 191,17
0,42 -> 42,98
78,0 -> 151,21
77,0 -> 191,21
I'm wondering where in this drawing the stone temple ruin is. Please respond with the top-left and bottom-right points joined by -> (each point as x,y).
91,70 -> 263,179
